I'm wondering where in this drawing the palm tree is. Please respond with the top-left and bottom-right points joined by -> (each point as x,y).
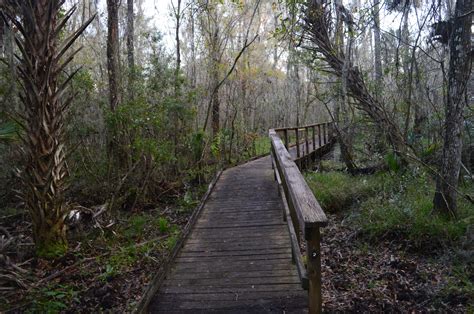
4,0 -> 94,258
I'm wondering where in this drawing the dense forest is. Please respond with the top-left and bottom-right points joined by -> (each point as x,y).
0,0 -> 472,312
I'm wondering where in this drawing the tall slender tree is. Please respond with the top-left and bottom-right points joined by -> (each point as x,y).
127,0 -> 135,99
433,0 -> 472,217
173,0 -> 182,95
372,0 -> 383,94
4,0 -> 94,257
107,0 -> 120,112
106,0 -> 121,163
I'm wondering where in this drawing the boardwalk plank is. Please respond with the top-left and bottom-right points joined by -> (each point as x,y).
149,157 -> 307,313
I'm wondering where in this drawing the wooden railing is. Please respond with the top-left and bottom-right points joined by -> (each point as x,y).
274,122 -> 334,169
269,122 -> 334,314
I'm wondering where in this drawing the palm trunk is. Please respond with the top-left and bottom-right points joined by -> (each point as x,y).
6,1 -> 94,258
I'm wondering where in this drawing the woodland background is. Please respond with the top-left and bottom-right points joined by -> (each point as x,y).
0,0 -> 472,311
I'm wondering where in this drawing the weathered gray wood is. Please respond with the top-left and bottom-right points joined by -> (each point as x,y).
181,241 -> 290,253
322,123 -> 327,145
161,283 -> 305,294
280,179 -> 309,290
167,275 -> 301,287
295,128 -> 301,158
305,127 -> 309,157
269,129 -> 328,230
136,170 -> 223,314
172,260 -> 294,273
175,253 -> 290,263
312,126 -> 316,151
269,123 -> 332,314
149,156 -> 307,313
318,124 -> 322,147
156,290 -> 306,301
171,269 -> 297,280
155,295 -> 307,312
307,227 -> 322,314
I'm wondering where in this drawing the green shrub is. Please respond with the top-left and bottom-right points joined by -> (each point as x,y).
304,171 -> 385,212
441,264 -> 474,304
123,215 -> 146,239
165,234 -> 178,249
28,284 -> 78,313
254,136 -> 271,156
306,168 -> 473,250
157,217 -> 169,233
351,174 -> 473,250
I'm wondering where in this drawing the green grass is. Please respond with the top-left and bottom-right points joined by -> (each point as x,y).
352,173 -> 473,249
157,217 -> 170,233
98,211 -> 181,282
123,215 -> 147,239
253,136 -> 271,156
27,284 -> 78,313
442,263 -> 474,304
305,167 -> 473,249
304,169 -> 385,212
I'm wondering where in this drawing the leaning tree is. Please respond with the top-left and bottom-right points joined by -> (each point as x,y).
3,0 -> 94,258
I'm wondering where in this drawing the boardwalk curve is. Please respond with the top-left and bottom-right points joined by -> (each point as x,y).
149,157 -> 308,313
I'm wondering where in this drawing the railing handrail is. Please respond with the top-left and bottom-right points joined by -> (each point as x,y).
269,122 -> 334,314
269,129 -> 328,229
273,121 -> 331,132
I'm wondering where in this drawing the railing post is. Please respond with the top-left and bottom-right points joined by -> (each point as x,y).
329,122 -> 334,141
318,125 -> 322,147
284,129 -> 289,150
295,128 -> 300,159
312,126 -> 316,151
305,127 -> 309,157
322,124 -> 327,145
307,227 -> 322,314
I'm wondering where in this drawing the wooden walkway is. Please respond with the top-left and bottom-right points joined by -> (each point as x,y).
149,156 -> 308,313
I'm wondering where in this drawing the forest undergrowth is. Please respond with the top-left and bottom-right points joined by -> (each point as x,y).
306,160 -> 473,312
0,181 -> 210,312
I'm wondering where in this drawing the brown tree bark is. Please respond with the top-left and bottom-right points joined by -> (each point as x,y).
127,0 -> 135,99
107,0 -> 120,111
106,0 -> 124,165
174,0 -> 182,95
5,1 -> 94,257
372,0 -> 383,93
210,25 -> 220,138
433,0 -> 472,217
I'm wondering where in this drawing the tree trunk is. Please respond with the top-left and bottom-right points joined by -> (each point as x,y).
334,0 -> 357,172
127,0 -> 135,100
305,1 -> 409,160
107,0 -> 120,111
433,0 -> 472,217
6,0 -> 94,258
372,0 -> 383,95
211,27 -> 220,138
106,0 -> 122,163
174,0 -> 182,95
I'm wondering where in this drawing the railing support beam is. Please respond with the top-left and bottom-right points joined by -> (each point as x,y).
295,128 -> 300,158
269,125 -> 330,314
307,227 -> 322,314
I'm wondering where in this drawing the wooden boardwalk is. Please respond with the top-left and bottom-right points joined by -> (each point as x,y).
149,156 -> 308,313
